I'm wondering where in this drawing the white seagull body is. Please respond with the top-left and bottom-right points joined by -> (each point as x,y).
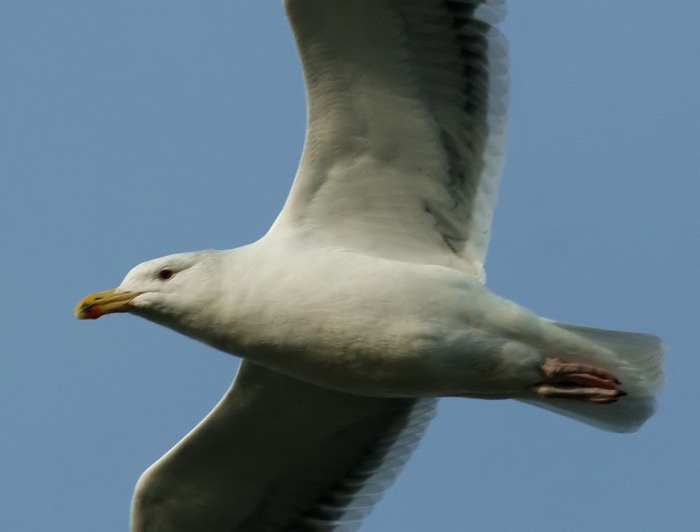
76,0 -> 664,530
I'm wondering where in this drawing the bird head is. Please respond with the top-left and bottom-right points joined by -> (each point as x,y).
75,250 -> 220,327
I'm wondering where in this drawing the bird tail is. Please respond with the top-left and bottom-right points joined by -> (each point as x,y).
519,321 -> 665,433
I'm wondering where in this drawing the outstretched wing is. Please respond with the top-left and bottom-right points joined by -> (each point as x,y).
131,362 -> 436,530
270,0 -> 508,281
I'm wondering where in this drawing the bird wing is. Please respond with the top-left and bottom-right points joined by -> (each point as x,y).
131,362 -> 436,531
269,0 -> 508,281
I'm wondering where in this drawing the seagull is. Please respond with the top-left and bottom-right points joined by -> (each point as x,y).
76,0 -> 664,530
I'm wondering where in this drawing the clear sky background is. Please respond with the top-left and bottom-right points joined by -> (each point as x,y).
2,2 -> 698,531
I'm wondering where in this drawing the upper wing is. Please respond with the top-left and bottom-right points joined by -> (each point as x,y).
131,362 -> 436,531
269,0 -> 508,280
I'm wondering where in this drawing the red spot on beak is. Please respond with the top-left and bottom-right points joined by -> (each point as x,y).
87,306 -> 103,319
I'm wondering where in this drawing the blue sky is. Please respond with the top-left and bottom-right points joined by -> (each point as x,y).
2,2 -> 698,530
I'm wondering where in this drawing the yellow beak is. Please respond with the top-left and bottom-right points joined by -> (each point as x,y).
75,289 -> 141,320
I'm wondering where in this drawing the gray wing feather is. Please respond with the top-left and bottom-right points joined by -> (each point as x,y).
294,398 -> 437,530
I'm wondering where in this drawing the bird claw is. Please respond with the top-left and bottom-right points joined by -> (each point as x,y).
533,357 -> 626,403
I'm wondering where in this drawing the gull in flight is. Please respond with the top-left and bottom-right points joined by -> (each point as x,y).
76,0 -> 664,530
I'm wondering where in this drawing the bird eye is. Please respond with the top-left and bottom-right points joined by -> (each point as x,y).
158,269 -> 175,281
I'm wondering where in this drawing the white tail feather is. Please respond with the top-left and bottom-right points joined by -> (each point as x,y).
520,320 -> 665,433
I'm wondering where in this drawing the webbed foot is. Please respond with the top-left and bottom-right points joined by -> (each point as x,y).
532,357 -> 626,403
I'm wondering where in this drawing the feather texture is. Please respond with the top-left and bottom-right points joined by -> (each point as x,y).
272,0 -> 508,281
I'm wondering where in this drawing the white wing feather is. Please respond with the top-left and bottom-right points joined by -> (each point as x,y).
131,363 -> 436,530
270,0 -> 508,281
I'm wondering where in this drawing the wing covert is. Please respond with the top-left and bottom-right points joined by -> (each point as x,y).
270,0 -> 508,280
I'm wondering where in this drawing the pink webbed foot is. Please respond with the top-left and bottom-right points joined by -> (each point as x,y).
532,357 -> 627,404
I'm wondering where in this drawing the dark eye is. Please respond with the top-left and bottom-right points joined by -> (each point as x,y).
158,269 -> 175,281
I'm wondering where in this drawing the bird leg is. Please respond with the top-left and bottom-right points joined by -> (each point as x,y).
532,357 -> 626,403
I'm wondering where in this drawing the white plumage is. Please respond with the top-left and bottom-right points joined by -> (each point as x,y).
76,1 -> 664,530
